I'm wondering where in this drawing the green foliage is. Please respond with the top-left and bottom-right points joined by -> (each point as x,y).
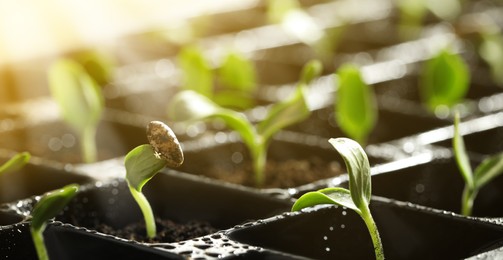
168,60 -> 321,187
124,121 -> 183,238
68,49 -> 115,86
335,64 -> 377,145
214,51 -> 258,110
453,112 -> 503,216
31,184 -> 79,260
48,58 -> 104,163
125,144 -> 167,192
420,48 -> 470,113
480,31 -> 503,86
292,138 -> 383,260
178,45 -> 213,97
0,152 -> 30,176
178,47 -> 258,110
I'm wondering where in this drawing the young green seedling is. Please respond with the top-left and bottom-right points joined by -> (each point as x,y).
48,58 -> 105,163
215,51 -> 258,110
453,112 -> 503,216
292,138 -> 384,260
168,60 -> 322,187
335,64 -> 377,145
125,121 -> 183,239
30,184 -> 79,260
420,47 -> 470,114
0,152 -> 30,176
178,46 -> 258,110
178,45 -> 213,98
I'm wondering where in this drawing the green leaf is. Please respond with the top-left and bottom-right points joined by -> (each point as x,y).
31,184 -> 79,232
218,51 -> 256,93
48,59 -> 104,132
168,90 -> 257,150
0,152 -> 30,176
453,112 -> 474,188
299,59 -> 323,85
292,187 -> 360,213
167,90 -> 220,121
69,49 -> 115,86
178,45 -> 213,97
480,32 -> 503,85
335,64 -> 377,144
329,137 -> 371,209
420,48 -> 470,111
473,153 -> 503,190
125,144 -> 167,192
257,85 -> 310,142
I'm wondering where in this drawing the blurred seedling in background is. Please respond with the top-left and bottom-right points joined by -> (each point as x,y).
168,60 -> 322,187
292,138 -> 384,260
124,121 -> 183,239
266,0 -> 343,61
395,0 -> 463,40
66,49 -> 115,87
30,184 -> 79,260
453,112 -> 503,216
420,47 -> 470,117
0,152 -> 30,176
48,58 -> 105,163
178,45 -> 257,110
334,64 -> 377,146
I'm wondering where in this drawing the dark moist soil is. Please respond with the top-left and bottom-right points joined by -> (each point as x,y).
93,217 -> 218,243
201,157 -> 344,189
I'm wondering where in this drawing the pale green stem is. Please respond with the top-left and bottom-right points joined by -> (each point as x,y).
31,226 -> 49,260
81,126 -> 97,163
360,205 -> 384,260
250,139 -> 267,187
128,185 -> 156,239
461,185 -> 477,216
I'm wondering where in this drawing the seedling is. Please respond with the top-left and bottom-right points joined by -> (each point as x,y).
168,60 -> 322,187
292,138 -> 384,260
453,112 -> 503,216
178,45 -> 213,98
0,152 -> 30,176
178,46 -> 257,110
48,58 -> 105,163
124,121 -> 183,239
30,184 -> 79,260
479,30 -> 503,86
335,64 -> 377,145
420,47 -> 470,114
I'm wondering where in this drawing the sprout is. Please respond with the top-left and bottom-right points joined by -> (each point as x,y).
124,121 -> 183,239
178,46 -> 258,110
453,112 -> 503,216
292,138 -> 384,260
48,58 -> 104,163
0,152 -> 30,176
420,48 -> 469,114
168,60 -> 321,187
30,184 -> 79,260
335,64 -> 377,145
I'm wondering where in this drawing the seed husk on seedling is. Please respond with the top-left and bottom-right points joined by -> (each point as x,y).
30,184 -> 79,260
168,60 -> 322,187
453,112 -> 503,216
125,121 -> 183,239
292,138 -> 384,260
0,152 -> 30,176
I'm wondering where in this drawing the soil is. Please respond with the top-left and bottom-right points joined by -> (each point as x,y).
199,156 -> 344,189
91,217 -> 218,243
